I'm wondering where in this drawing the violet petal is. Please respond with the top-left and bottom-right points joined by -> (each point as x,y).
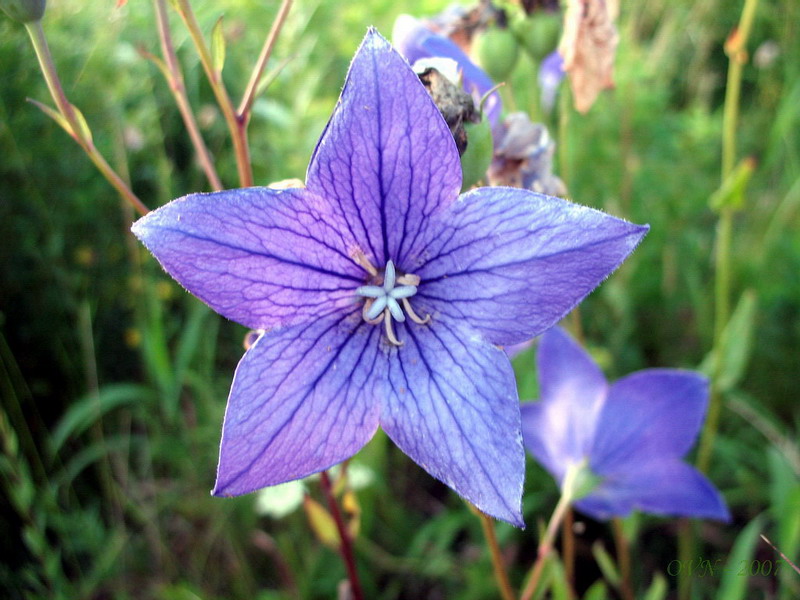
381,317 -> 524,526
590,370 -> 708,474
131,187 -> 362,330
576,459 -> 731,522
520,327 -> 607,482
306,30 -> 461,268
213,314 -> 382,496
416,187 -> 649,345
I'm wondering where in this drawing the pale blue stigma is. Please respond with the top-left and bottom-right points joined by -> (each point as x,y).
355,259 -> 418,321
355,259 -> 429,345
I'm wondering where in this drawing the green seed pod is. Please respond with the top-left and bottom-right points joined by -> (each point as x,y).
0,0 -> 46,23
472,27 -> 519,83
511,12 -> 561,61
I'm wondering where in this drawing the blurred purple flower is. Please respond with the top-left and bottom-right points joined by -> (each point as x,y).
521,327 -> 730,521
489,113 -> 566,197
538,51 -> 565,113
132,30 -> 648,525
392,14 -> 502,128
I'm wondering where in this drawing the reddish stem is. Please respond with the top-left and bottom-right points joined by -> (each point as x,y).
319,471 -> 364,600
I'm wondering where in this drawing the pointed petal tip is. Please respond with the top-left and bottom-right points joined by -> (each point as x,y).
360,27 -> 392,53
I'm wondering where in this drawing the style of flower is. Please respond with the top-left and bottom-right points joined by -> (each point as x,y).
392,14 -> 502,128
521,327 -> 731,521
132,30 -> 648,525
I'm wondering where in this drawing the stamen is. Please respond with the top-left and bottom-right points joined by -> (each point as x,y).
396,273 -> 420,286
352,249 -> 378,277
384,309 -> 403,346
403,298 -> 431,325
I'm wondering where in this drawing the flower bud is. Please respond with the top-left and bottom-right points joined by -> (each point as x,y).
0,0 -> 46,23
511,12 -> 561,61
472,27 -> 519,82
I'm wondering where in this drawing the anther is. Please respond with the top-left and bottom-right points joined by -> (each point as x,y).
352,249 -> 378,277
403,298 -> 431,324
384,309 -> 403,346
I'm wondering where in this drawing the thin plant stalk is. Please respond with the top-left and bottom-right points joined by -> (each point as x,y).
319,470 -> 364,600
562,508 -> 575,586
238,0 -> 293,119
474,509 -> 515,600
173,0 -> 253,187
24,21 -> 148,216
685,2 -> 759,599
520,489 -> 573,600
153,0 -> 223,191
696,0 -> 760,475
612,518 -> 634,600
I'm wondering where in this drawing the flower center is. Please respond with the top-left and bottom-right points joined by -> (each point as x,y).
354,258 -> 430,346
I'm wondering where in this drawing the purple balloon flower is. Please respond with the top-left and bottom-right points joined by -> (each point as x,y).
392,14 -> 502,128
521,327 -> 730,522
132,30 -> 648,525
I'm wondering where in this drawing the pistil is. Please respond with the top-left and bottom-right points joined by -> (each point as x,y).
354,258 -> 430,346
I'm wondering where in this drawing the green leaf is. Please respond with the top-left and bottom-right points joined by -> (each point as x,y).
592,541 -> 621,588
211,15 -> 225,75
549,556 -> 571,600
54,435 -> 134,487
138,47 -> 172,83
699,289 -> 758,391
460,116 -> 493,192
27,98 -> 73,137
303,495 -> 340,550
69,103 -> 93,144
582,580 -> 609,600
642,573 -> 667,600
50,384 -> 151,453
709,156 -> 756,213
718,514 -> 766,600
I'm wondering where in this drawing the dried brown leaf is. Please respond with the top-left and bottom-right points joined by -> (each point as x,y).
559,0 -> 619,113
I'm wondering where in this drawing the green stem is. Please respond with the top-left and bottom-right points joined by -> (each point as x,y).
677,519 -> 695,600
174,0 -> 253,187
686,3 -> 759,599
475,510 -> 515,600
24,21 -> 148,215
153,0 -> 223,191
696,0 -> 760,475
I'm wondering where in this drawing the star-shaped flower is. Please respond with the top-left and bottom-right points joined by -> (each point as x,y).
132,30 -> 647,525
521,327 -> 730,521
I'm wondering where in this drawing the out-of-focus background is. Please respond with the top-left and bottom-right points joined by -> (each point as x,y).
1,0 -> 798,598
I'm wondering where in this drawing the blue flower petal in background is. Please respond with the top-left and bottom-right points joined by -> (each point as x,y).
539,51 -> 565,113
521,327 -> 731,522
